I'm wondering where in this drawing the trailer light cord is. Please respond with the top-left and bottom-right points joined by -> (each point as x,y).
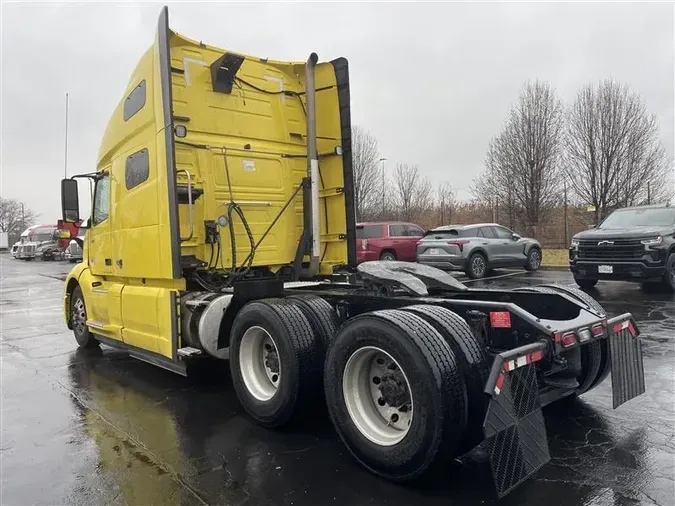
217,149 -> 256,284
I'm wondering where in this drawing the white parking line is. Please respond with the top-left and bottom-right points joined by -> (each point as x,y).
462,271 -> 527,283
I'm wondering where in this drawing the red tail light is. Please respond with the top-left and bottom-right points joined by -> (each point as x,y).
561,332 -> 577,347
489,311 -> 511,328
591,324 -> 604,337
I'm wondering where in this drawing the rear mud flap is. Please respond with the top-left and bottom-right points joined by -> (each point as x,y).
483,362 -> 550,498
607,314 -> 645,409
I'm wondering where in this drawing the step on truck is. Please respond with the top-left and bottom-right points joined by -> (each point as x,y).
60,7 -> 646,498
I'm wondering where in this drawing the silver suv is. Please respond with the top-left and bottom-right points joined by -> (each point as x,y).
416,223 -> 542,279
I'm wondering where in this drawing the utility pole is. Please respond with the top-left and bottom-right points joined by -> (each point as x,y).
647,182 -> 651,205
379,157 -> 387,216
563,181 -> 568,247
440,194 -> 445,226
508,185 -> 513,229
64,92 -> 69,178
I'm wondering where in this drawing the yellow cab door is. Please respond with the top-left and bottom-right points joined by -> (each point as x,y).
86,171 -> 122,340
112,145 -> 165,355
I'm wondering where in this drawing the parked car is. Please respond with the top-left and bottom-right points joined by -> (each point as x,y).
569,204 -> 675,291
356,222 -> 425,263
64,227 -> 87,263
416,223 -> 542,279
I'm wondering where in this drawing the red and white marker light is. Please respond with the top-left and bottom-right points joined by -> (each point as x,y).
591,323 -> 604,337
561,332 -> 577,347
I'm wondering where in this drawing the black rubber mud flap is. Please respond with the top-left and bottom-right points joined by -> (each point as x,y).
483,342 -> 550,498
607,314 -> 645,409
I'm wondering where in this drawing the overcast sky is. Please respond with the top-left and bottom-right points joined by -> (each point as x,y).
1,1 -> 673,224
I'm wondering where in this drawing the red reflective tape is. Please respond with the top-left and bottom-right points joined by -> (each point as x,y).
494,372 -> 505,394
554,333 -> 561,342
613,320 -> 630,333
628,321 -> 636,336
490,311 -> 512,329
529,350 -> 544,362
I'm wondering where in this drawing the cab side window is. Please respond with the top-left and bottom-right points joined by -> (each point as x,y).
124,81 -> 146,121
92,174 -> 110,225
125,149 -> 149,189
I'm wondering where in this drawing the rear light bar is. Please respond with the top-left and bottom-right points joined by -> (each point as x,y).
560,332 -> 577,347
591,323 -> 604,337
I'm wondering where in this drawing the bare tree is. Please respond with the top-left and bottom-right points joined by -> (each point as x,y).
393,163 -> 433,222
0,197 -> 37,238
471,80 -> 564,235
565,79 -> 673,222
436,182 -> 457,226
351,126 -> 382,221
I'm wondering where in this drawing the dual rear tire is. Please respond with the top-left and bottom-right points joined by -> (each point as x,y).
230,297 -> 487,481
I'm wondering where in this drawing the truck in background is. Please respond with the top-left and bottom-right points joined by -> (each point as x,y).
0,232 -> 8,251
58,6 -> 646,498
14,220 -> 82,261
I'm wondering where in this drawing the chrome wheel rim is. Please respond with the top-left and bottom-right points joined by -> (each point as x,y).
530,250 -> 541,269
239,326 -> 280,401
472,256 -> 486,277
72,297 -> 87,336
342,346 -> 413,446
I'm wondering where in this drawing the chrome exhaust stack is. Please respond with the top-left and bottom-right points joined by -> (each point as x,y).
305,52 -> 320,277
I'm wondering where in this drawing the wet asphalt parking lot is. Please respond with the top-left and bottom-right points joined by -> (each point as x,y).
1,254 -> 674,506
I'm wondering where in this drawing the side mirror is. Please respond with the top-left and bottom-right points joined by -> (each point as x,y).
61,179 -> 80,223
512,234 -> 521,241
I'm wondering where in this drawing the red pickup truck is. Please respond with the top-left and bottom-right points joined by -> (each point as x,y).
356,221 -> 425,263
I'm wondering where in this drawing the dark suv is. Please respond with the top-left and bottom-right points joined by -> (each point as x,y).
569,204 -> 675,291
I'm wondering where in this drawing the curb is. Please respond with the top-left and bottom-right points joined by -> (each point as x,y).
540,265 -> 569,272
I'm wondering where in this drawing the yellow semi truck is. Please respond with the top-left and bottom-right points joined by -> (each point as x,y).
61,7 -> 647,497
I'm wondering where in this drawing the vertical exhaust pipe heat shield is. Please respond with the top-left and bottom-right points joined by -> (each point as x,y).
305,53 -> 320,277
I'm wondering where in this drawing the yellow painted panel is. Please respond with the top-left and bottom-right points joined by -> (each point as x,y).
156,290 -> 176,359
168,29 -> 348,273
121,286 -> 161,353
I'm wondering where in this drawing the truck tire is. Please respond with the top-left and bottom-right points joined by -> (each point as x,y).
285,294 -> 339,352
401,305 -> 489,454
229,299 -> 323,427
380,251 -> 396,261
70,286 -> 99,349
519,285 -> 609,395
663,253 -> 675,292
573,276 -> 598,289
465,252 -> 487,279
324,309 -> 467,482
